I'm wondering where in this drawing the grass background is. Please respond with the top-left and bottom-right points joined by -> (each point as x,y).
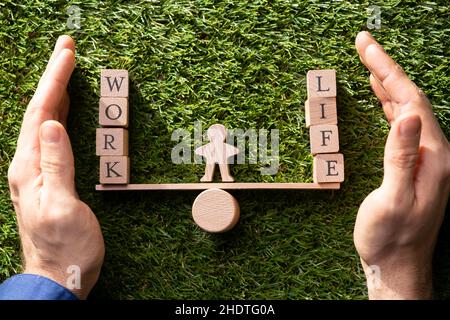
0,0 -> 449,299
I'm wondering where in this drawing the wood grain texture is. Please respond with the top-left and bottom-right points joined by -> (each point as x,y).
313,153 -> 344,183
96,128 -> 129,156
309,124 -> 339,155
192,189 -> 240,233
96,182 -> 340,190
100,69 -> 129,97
99,97 -> 129,127
305,97 -> 337,127
306,69 -> 336,98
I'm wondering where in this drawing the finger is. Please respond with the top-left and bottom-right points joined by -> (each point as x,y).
59,91 -> 70,128
356,31 -> 419,105
356,31 -> 445,144
17,49 -> 75,154
39,120 -> 76,195
42,35 -> 75,81
369,74 -> 395,123
382,113 -> 421,196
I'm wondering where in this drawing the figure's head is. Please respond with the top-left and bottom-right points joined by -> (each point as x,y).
207,124 -> 227,142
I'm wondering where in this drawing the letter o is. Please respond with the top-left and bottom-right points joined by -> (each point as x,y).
105,104 -> 122,120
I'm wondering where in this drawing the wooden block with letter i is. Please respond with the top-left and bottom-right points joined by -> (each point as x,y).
101,69 -> 129,97
100,156 -> 130,184
313,153 -> 344,183
305,97 -> 337,127
96,128 -> 129,156
99,97 -> 129,127
309,124 -> 339,155
307,69 -> 336,98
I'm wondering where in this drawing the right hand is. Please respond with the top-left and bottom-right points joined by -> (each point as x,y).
8,35 -> 105,299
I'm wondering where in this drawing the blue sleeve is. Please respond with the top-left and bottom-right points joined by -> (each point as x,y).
0,274 -> 78,300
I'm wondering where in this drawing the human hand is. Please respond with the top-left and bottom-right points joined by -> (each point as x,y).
353,31 -> 450,299
7,36 -> 104,299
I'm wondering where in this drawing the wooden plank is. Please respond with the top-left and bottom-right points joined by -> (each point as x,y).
96,182 -> 340,191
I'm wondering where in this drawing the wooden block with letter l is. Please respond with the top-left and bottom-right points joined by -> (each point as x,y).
307,69 -> 336,98
100,156 -> 130,184
99,97 -> 129,127
96,128 -> 129,156
309,124 -> 339,155
305,97 -> 337,127
313,153 -> 344,183
100,69 -> 129,97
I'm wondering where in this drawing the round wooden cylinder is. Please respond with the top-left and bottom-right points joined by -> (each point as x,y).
192,188 -> 240,233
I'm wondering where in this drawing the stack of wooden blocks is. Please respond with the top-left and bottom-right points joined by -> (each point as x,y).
305,69 -> 344,184
97,69 -> 130,184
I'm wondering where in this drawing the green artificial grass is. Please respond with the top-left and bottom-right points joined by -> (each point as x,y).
0,0 -> 449,299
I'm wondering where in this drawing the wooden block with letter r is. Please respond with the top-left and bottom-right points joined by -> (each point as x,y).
313,153 -> 344,183
307,69 -> 336,98
100,156 -> 130,184
100,69 -> 129,97
96,128 -> 128,156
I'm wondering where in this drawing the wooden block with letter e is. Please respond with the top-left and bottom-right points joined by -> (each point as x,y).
307,69 -> 336,98
309,124 -> 339,155
99,97 -> 129,127
305,97 -> 337,127
100,156 -> 130,184
100,69 -> 129,97
96,128 -> 129,156
313,153 -> 344,183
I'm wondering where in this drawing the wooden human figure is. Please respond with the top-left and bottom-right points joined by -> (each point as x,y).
195,124 -> 239,182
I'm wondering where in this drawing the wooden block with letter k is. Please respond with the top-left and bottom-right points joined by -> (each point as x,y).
100,156 -> 130,184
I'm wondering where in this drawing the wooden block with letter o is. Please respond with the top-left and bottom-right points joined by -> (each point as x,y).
100,156 -> 130,184
307,69 -> 336,98
99,97 -> 129,127
313,153 -> 344,183
305,97 -> 337,127
309,124 -> 339,155
96,128 -> 128,156
100,69 -> 129,97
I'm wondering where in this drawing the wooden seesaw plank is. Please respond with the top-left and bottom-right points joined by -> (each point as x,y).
95,182 -> 340,191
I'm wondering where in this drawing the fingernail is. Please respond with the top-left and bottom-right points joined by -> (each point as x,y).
399,116 -> 421,137
364,31 -> 375,40
41,122 -> 61,143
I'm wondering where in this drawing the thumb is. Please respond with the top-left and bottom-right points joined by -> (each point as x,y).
39,120 -> 76,195
382,113 -> 421,194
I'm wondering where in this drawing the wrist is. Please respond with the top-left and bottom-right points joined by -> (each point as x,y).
361,258 -> 433,300
24,265 -> 91,299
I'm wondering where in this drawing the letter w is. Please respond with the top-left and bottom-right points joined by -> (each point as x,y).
106,76 -> 125,92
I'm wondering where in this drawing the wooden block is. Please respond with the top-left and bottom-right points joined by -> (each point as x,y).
307,69 -> 336,98
192,189 -> 240,233
309,125 -> 339,155
313,153 -> 344,183
99,97 -> 129,127
305,97 -> 337,127
100,69 -> 129,97
100,156 -> 130,184
96,128 -> 128,156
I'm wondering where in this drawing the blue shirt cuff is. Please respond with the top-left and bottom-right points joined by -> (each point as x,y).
0,274 -> 78,300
